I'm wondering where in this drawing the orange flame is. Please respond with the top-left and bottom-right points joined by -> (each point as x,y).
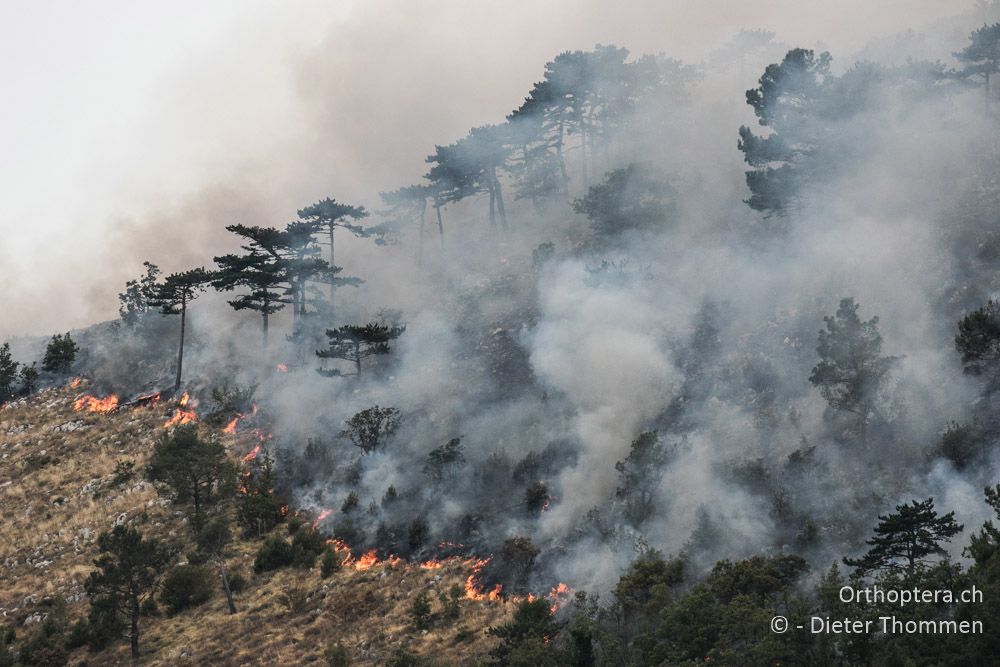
163,409 -> 197,428
223,417 -> 239,434
241,444 -> 261,463
420,559 -> 445,570
312,509 -> 333,529
464,557 -> 503,601
73,394 -> 119,413
178,392 -> 190,407
276,363 -> 288,372
68,378 -> 83,389
547,582 -> 573,614
354,550 -> 379,570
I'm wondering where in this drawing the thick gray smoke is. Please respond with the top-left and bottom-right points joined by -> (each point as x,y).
8,1 -> 1000,596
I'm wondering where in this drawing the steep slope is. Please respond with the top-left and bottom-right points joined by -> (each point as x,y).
0,382 -> 519,665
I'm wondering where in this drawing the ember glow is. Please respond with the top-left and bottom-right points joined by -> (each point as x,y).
275,363 -> 288,372
73,394 -> 119,413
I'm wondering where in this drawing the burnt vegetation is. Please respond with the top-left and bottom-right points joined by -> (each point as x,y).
7,9 -> 1000,666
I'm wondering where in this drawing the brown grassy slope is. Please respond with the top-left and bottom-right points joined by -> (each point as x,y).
0,383 -> 512,666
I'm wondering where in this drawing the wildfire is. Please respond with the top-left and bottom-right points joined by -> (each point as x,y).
73,394 -> 119,414
223,403 -> 257,435
464,557 -> 504,602
354,550 -> 380,570
276,363 -> 288,372
162,392 -> 197,428
420,559 -> 445,570
312,509 -> 333,529
163,408 -> 197,428
68,377 -> 83,389
241,444 -> 262,463
324,538 -> 403,571
547,582 -> 573,614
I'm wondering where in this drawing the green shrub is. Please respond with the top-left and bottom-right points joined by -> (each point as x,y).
253,536 -> 294,573
325,641 -> 351,667
320,550 -> 340,578
227,570 -> 248,593
160,564 -> 213,614
64,619 -> 89,650
291,527 -> 326,568
41,333 -> 79,374
409,590 -> 433,631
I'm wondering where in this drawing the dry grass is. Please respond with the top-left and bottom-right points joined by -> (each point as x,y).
0,383 -> 511,666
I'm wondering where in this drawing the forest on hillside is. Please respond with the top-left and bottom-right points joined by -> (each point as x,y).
6,4 -> 1000,665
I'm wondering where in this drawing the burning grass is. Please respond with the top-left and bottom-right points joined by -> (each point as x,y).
0,386 -> 559,665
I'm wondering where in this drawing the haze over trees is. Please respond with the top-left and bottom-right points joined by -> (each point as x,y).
11,10 -> 1000,663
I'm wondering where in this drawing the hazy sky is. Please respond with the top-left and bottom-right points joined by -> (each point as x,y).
0,0 -> 976,339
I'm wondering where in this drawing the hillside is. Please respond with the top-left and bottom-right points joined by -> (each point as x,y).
0,382 -> 521,666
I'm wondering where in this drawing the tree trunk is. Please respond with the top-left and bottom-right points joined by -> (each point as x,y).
130,596 -> 140,659
417,205 -> 426,267
262,311 -> 269,349
488,175 -> 497,229
494,176 -> 507,229
354,342 -> 362,377
328,225 -> 336,315
219,560 -> 236,614
556,118 -> 569,193
174,294 -> 186,393
435,204 -> 445,248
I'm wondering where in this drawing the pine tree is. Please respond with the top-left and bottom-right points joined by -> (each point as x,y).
297,198 -> 369,311
18,362 -> 38,395
84,525 -> 172,659
117,261 -> 160,329
809,298 -> 898,440
194,516 -> 237,614
954,23 -> 1000,109
844,498 -> 963,576
955,300 -> 1000,383
41,332 -> 79,374
148,268 -> 210,392
146,424 -> 235,519
0,343 -> 18,401
340,405 -> 401,454
213,240 -> 289,348
316,322 -> 405,377
614,431 -> 669,527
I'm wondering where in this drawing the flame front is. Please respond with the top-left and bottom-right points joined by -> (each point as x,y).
241,444 -> 261,463
223,417 -> 239,434
163,392 -> 197,428
163,409 -> 197,428
73,394 -> 119,413
464,557 -> 503,601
